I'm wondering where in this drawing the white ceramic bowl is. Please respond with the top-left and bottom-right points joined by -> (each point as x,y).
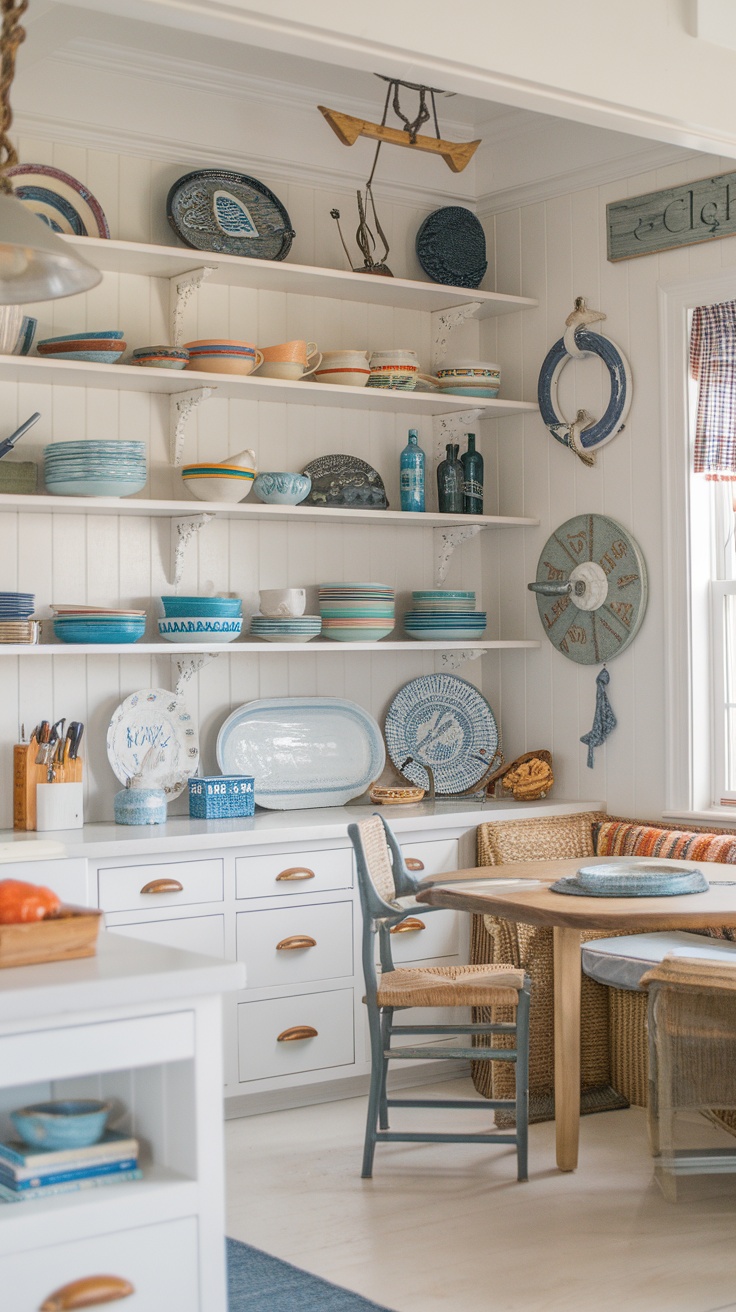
158,617 -> 242,644
259,588 -> 307,618
181,468 -> 255,503
313,351 -> 370,388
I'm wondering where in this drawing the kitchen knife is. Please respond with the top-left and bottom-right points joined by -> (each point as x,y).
0,411 -> 41,462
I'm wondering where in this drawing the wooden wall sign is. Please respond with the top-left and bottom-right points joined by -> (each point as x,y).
607,169 -> 736,262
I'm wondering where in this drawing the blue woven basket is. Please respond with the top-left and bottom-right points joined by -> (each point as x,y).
188,776 -> 255,819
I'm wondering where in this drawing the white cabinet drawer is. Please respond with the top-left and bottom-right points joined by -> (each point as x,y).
399,837 -> 459,878
381,908 -> 459,964
98,859 -> 224,912
15,858 -> 90,907
238,988 -> 354,1082
0,1012 -> 194,1088
3,1215 -> 199,1312
236,847 -> 352,899
237,900 -> 352,988
107,913 -> 226,958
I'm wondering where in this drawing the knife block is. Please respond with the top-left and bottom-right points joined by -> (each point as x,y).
13,744 -> 84,831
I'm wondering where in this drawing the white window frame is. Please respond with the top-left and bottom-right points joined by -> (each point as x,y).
660,268 -> 736,822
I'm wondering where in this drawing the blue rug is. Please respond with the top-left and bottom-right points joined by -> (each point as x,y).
227,1237 -> 393,1311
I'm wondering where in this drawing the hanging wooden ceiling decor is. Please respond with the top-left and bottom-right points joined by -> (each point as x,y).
318,77 -> 481,174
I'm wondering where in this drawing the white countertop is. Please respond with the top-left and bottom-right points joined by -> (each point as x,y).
0,930 -> 245,1024
0,799 -> 602,859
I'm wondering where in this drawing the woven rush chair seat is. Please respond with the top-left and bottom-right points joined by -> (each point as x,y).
376,963 -> 526,1008
349,813 -> 531,1181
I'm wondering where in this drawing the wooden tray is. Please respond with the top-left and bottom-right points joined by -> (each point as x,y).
0,905 -> 102,969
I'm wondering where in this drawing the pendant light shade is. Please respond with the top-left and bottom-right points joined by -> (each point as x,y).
0,190 -> 102,302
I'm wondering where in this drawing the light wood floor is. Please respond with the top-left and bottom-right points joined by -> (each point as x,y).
225,1079 -> 736,1312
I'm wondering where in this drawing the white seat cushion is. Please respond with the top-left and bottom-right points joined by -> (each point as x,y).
581,931 -> 736,991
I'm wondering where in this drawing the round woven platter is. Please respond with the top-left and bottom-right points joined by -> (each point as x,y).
415,207 -> 487,289
550,861 -> 709,898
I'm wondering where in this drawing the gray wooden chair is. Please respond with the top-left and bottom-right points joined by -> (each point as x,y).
348,814 -> 531,1180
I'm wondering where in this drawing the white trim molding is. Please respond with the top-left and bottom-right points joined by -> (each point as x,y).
659,267 -> 736,813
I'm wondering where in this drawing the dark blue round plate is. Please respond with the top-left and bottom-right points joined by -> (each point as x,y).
415,207 -> 487,289
167,170 -> 295,261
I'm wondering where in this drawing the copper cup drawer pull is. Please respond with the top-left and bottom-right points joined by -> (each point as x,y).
404,857 -> 425,872
40,1275 -> 135,1310
275,867 -> 315,882
390,917 -> 426,934
277,1025 -> 318,1042
139,878 -> 184,895
276,935 -> 317,951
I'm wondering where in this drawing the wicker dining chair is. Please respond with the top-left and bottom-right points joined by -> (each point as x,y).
348,814 -> 531,1180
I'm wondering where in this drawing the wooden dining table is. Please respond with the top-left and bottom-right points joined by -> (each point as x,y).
415,855 -> 736,1172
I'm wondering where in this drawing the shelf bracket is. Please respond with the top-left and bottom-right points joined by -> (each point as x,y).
175,654 -> 219,697
169,387 -> 215,467
434,524 -> 483,584
439,648 -> 485,672
169,265 -> 216,347
170,513 -> 214,590
433,408 -> 484,465
431,302 -> 481,373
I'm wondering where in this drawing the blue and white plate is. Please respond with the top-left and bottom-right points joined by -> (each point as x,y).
384,674 -> 499,794
216,697 -> 384,809
167,170 -> 295,261
107,687 -> 199,797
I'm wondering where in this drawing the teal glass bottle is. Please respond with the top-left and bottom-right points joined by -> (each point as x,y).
437,442 -> 464,514
399,428 -> 425,512
461,433 -> 484,514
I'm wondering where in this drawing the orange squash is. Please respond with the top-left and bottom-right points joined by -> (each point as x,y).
0,878 -> 61,924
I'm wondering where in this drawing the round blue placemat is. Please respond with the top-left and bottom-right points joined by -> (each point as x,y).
415,207 -> 487,288
550,862 -> 709,897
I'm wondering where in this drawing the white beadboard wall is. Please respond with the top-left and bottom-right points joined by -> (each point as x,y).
479,153 -> 736,819
1,131 -> 490,827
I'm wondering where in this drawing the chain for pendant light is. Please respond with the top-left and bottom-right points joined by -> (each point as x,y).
0,0 -> 26,194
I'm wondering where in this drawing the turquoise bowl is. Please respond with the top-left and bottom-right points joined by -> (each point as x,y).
11,1099 -> 112,1149
253,472 -> 311,505
161,596 -> 242,618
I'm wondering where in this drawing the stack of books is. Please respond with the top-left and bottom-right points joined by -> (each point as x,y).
0,1129 -> 141,1203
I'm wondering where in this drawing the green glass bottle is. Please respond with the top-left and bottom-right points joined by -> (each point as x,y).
437,442 -> 464,514
461,433 -> 483,515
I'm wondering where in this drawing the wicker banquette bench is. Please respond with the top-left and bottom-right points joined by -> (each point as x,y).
470,812 -> 736,1123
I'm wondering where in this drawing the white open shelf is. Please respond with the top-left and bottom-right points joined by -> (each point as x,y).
60,235 -> 538,319
0,353 -> 537,418
4,640 -> 540,656
0,494 -> 539,528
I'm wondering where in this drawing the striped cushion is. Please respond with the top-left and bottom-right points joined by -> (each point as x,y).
593,821 -> 736,942
593,820 -> 736,864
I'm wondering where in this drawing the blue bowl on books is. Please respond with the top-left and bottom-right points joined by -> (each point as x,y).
11,1099 -> 112,1149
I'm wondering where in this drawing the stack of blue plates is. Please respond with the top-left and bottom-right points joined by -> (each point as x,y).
250,615 -> 322,644
0,591 -> 34,619
44,441 -> 147,497
404,589 -> 486,641
53,615 -> 146,644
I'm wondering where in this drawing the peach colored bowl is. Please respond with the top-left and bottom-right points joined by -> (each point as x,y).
184,339 -> 264,377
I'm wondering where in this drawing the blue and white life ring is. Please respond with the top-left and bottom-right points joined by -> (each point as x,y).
538,325 -> 632,456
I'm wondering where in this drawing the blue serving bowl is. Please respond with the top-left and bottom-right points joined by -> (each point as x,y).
11,1099 -> 112,1149
53,617 -> 146,643
39,331 -> 125,343
161,596 -> 242,618
253,471 -> 311,505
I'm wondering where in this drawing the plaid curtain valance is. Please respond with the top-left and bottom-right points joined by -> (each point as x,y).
690,299 -> 736,480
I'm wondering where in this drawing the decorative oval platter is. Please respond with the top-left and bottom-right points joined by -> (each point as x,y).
216,697 -> 385,809
415,206 -> 487,289
302,454 -> 388,508
167,169 -> 295,260
551,861 -> 709,897
7,164 -> 110,237
384,674 -> 499,794
107,688 -> 199,798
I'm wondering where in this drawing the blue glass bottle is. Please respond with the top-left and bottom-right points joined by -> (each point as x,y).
437,443 -> 464,514
461,433 -> 484,514
400,428 -> 425,512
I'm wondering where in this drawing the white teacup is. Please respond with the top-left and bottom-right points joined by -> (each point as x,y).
259,588 -> 307,618
313,350 -> 370,387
